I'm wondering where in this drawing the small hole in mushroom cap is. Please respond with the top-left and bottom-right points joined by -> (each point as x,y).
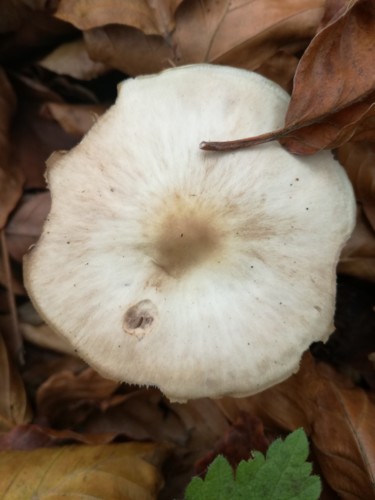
123,299 -> 158,339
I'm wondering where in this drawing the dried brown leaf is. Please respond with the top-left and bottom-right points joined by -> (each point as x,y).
54,0 -> 184,35
202,0 -> 375,154
0,442 -> 168,499
84,388 -> 187,444
280,0 -> 375,154
194,413 -> 269,475
39,38 -> 109,80
217,354 -> 375,499
0,334 -> 31,432
36,368 -> 120,428
84,0 -> 324,76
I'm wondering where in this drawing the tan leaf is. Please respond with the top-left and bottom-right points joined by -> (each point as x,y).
0,442 -> 168,499
39,38 -> 108,80
40,102 -> 107,137
54,0 -> 184,36
84,0 -> 324,76
217,353 -> 375,499
0,334 -> 31,432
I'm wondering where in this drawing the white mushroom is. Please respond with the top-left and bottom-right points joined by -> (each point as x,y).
24,64 -> 356,401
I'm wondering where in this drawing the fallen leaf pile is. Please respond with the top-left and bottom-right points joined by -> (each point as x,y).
0,1 -> 374,498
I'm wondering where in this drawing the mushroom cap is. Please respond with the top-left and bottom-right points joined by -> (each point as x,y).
24,64 -> 356,401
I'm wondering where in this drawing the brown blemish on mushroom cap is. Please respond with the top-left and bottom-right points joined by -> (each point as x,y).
123,299 -> 158,339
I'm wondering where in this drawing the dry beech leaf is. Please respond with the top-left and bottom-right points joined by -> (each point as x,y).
0,442 -> 168,499
339,207 -> 375,281
0,334 -> 31,432
0,68 -> 23,230
39,38 -> 108,80
54,0 -> 184,35
202,0 -> 375,154
84,0 -> 324,76
6,192 -> 51,263
216,353 -> 375,499
36,368 -> 120,428
40,102 -> 107,137
275,0 -> 375,154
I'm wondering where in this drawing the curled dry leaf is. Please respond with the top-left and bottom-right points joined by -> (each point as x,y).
0,334 -> 31,432
216,353 -> 375,499
53,0 -> 184,36
0,69 -> 23,231
84,0 -> 324,76
0,442 -> 168,499
39,38 -> 108,80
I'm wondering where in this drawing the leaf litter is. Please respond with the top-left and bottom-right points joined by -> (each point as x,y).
0,0 -> 374,498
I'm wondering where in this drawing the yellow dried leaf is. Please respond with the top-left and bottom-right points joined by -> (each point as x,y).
0,442 -> 168,499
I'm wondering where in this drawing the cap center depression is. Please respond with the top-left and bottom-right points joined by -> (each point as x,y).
147,193 -> 224,278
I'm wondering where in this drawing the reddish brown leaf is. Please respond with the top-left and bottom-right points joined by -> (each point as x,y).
54,0 -> 184,36
84,0 -> 324,76
217,354 -> 375,499
194,413 -> 270,475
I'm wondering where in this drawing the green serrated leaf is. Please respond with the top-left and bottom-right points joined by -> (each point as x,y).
185,455 -> 235,500
185,429 -> 321,500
